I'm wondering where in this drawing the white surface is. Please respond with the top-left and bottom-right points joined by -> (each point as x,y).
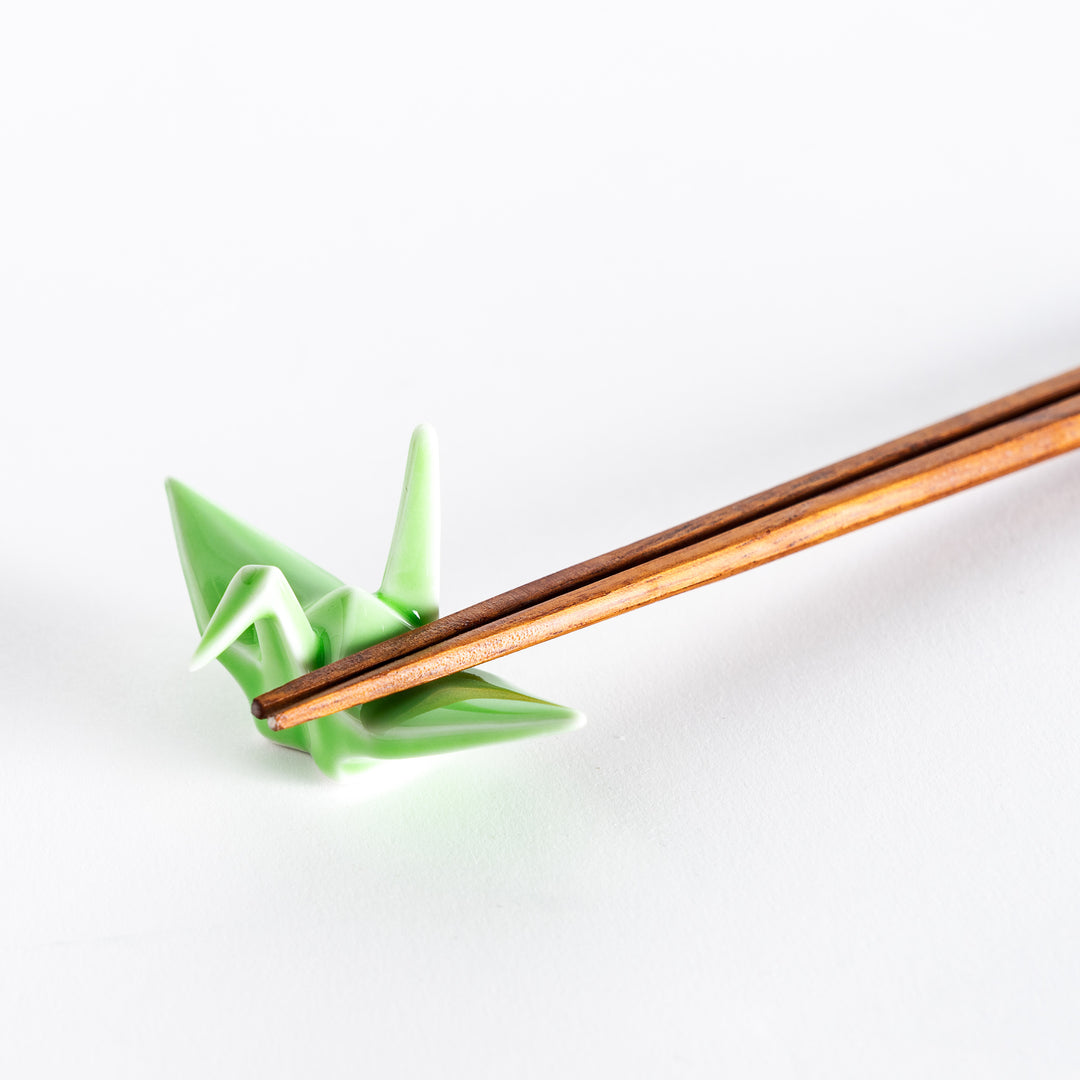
3,2 -> 1080,1076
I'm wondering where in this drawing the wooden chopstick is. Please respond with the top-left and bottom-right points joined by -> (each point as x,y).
257,370 -> 1080,730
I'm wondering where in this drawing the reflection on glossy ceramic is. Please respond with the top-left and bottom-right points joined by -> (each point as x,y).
166,426 -> 583,779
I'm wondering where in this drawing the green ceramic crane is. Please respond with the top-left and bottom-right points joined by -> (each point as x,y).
166,426 -> 582,779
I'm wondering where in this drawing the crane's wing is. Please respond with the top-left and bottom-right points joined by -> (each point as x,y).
166,479 -> 343,634
378,424 -> 439,625
355,668 -> 584,759
300,669 -> 584,776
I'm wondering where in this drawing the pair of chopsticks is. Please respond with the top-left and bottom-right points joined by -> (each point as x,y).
255,367 -> 1080,730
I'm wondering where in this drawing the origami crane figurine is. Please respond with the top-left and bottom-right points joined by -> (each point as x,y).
167,426 -> 582,779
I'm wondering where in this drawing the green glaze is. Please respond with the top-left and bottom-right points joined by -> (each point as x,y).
166,426 -> 583,779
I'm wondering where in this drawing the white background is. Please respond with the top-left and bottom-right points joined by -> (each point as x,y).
3,2 -> 1080,1076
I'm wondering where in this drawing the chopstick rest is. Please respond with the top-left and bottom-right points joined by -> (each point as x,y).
166,425 -> 582,780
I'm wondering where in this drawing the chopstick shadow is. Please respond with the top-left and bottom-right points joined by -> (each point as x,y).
607,450 -> 1080,780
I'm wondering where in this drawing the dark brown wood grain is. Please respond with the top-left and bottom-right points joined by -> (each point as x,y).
255,368 -> 1080,727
